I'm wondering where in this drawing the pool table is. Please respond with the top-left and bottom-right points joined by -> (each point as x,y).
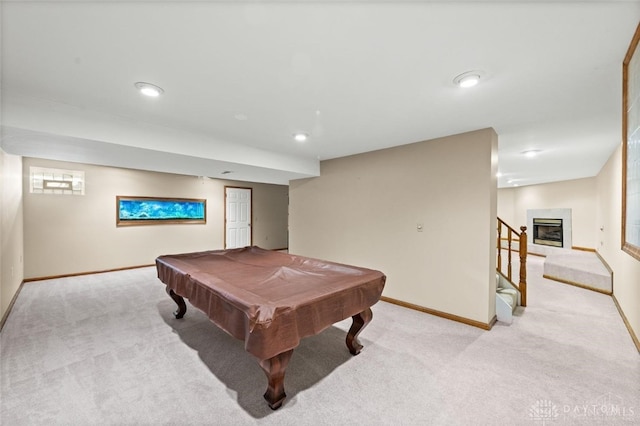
155,246 -> 386,409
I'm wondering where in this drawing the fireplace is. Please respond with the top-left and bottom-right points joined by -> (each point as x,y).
533,218 -> 563,247
527,209 -> 572,253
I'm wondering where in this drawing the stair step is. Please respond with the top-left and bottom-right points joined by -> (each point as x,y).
543,252 -> 611,293
497,288 -> 517,310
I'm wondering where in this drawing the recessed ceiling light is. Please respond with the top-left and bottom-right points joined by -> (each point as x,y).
293,132 -> 309,142
522,149 -> 541,158
453,71 -> 482,88
134,82 -> 164,97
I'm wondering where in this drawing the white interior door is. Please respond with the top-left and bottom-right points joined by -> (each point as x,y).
225,187 -> 252,248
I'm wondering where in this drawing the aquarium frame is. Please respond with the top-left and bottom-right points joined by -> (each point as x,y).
116,196 -> 207,227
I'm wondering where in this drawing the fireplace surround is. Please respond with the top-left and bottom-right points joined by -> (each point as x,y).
527,209 -> 572,252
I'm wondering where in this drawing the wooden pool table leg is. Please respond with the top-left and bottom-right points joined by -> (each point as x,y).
346,307 -> 373,355
258,349 -> 294,410
166,287 -> 187,319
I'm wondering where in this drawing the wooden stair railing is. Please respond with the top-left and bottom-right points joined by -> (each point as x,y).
497,218 -> 528,307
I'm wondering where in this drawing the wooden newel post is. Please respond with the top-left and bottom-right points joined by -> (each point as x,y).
497,220 -> 502,271
519,226 -> 528,307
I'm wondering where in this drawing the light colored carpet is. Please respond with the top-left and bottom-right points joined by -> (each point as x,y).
1,256 -> 638,425
544,251 -> 612,292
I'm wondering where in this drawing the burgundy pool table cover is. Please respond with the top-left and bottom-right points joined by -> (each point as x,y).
156,246 -> 386,360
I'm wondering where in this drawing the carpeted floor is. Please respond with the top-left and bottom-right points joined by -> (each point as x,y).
1,256 -> 638,425
543,251 -> 612,293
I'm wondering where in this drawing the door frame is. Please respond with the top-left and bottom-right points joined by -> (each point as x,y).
224,186 -> 253,249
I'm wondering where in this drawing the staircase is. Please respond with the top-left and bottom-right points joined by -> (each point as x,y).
496,218 -> 528,324
496,272 -> 519,324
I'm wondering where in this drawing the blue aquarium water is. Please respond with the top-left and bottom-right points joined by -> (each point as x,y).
119,199 -> 205,221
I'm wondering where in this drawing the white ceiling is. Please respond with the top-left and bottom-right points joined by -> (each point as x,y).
1,1 -> 639,187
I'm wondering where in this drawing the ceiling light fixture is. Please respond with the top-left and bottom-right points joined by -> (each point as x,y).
293,132 -> 309,142
522,149 -> 541,158
453,71 -> 482,88
134,82 -> 164,97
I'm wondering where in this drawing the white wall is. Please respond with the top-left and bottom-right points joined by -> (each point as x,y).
596,144 -> 640,347
289,129 -> 498,326
497,177 -> 597,249
23,158 -> 288,278
497,187 -> 516,226
1,149 -> 24,320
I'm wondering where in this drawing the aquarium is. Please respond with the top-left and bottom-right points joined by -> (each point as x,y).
116,196 -> 206,226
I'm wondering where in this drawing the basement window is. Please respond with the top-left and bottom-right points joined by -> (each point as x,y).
30,167 -> 85,195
